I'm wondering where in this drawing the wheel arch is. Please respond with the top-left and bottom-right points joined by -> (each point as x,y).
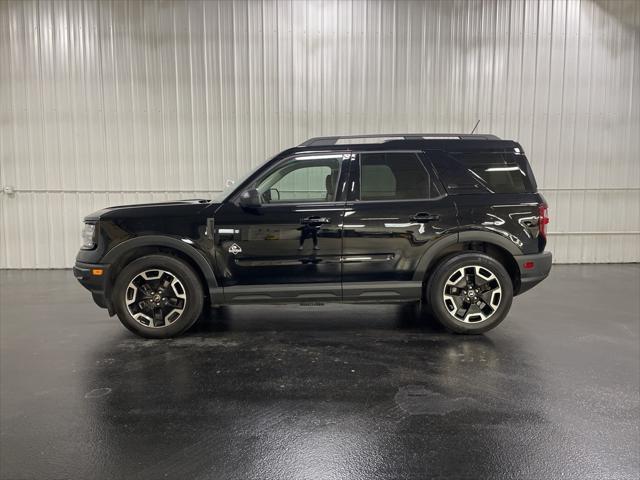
413,231 -> 522,295
103,236 -> 218,301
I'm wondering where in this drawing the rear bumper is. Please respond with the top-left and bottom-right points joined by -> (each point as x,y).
73,261 -> 113,313
514,251 -> 552,295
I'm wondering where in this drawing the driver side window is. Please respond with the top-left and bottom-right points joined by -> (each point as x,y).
255,155 -> 343,204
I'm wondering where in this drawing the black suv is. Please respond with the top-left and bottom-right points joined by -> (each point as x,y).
74,134 -> 551,338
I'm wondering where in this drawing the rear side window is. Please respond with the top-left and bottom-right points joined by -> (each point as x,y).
358,152 -> 441,201
438,151 -> 536,194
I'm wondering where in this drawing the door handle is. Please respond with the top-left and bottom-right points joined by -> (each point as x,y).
301,216 -> 331,225
410,212 -> 440,223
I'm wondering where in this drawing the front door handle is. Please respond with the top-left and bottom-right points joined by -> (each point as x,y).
410,212 -> 440,223
301,216 -> 331,225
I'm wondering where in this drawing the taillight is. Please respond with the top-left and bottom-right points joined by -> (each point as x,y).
538,203 -> 549,238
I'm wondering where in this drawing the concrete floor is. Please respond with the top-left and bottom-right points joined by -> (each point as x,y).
0,265 -> 638,480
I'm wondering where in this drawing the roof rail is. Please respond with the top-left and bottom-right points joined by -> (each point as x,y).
299,133 -> 501,147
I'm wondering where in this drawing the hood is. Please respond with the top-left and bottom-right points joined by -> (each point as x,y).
84,199 -> 215,221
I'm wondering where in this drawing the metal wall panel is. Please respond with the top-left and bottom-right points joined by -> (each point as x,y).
1,0 -> 638,268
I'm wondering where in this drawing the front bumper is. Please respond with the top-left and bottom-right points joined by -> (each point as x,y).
73,261 -> 113,314
513,251 -> 552,295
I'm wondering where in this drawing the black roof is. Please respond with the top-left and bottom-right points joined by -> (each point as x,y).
299,133 -> 501,147
294,134 -> 520,153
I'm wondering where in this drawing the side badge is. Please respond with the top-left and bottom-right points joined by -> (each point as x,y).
228,243 -> 242,255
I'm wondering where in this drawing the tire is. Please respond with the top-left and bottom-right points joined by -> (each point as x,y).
112,254 -> 204,338
426,252 -> 513,334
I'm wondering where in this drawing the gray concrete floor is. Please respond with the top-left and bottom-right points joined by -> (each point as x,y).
0,265 -> 639,480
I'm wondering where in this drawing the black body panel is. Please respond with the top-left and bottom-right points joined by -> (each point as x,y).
453,193 -> 547,255
340,197 -> 458,284
212,201 -> 346,288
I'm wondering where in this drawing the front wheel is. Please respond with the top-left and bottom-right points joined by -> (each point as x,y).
112,254 -> 204,338
426,253 -> 513,334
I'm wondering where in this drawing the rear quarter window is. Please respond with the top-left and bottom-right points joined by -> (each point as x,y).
437,151 -> 536,194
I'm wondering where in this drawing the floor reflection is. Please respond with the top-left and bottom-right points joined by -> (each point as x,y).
81,304 -> 550,479
2,267 -> 637,479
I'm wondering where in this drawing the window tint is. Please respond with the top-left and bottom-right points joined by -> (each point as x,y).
255,155 -> 342,203
361,164 -> 396,199
449,152 -> 534,194
359,152 -> 440,201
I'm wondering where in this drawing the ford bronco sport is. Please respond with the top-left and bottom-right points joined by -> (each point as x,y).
74,134 -> 552,338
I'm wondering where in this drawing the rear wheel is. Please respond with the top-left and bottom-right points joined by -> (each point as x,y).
426,253 -> 513,334
113,254 -> 204,338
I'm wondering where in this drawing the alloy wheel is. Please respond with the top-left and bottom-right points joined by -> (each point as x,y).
442,265 -> 502,323
125,269 -> 187,328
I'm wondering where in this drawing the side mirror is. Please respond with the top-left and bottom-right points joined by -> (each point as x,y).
239,188 -> 261,208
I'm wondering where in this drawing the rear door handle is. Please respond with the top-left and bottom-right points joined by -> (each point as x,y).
410,212 -> 440,223
301,216 -> 331,225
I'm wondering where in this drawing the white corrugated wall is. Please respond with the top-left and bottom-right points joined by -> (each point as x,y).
0,0 -> 638,268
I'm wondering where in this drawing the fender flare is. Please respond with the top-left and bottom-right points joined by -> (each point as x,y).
102,235 -> 219,289
457,230 -> 522,256
412,233 -> 459,281
412,230 -> 522,282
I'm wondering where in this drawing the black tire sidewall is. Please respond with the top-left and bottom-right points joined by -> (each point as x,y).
113,254 -> 204,338
427,253 -> 513,334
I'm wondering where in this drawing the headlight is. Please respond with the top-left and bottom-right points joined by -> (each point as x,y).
81,223 -> 97,249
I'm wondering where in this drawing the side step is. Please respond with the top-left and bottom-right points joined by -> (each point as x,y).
217,282 -> 422,305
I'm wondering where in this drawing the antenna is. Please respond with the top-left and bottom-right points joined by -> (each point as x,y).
470,119 -> 480,134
